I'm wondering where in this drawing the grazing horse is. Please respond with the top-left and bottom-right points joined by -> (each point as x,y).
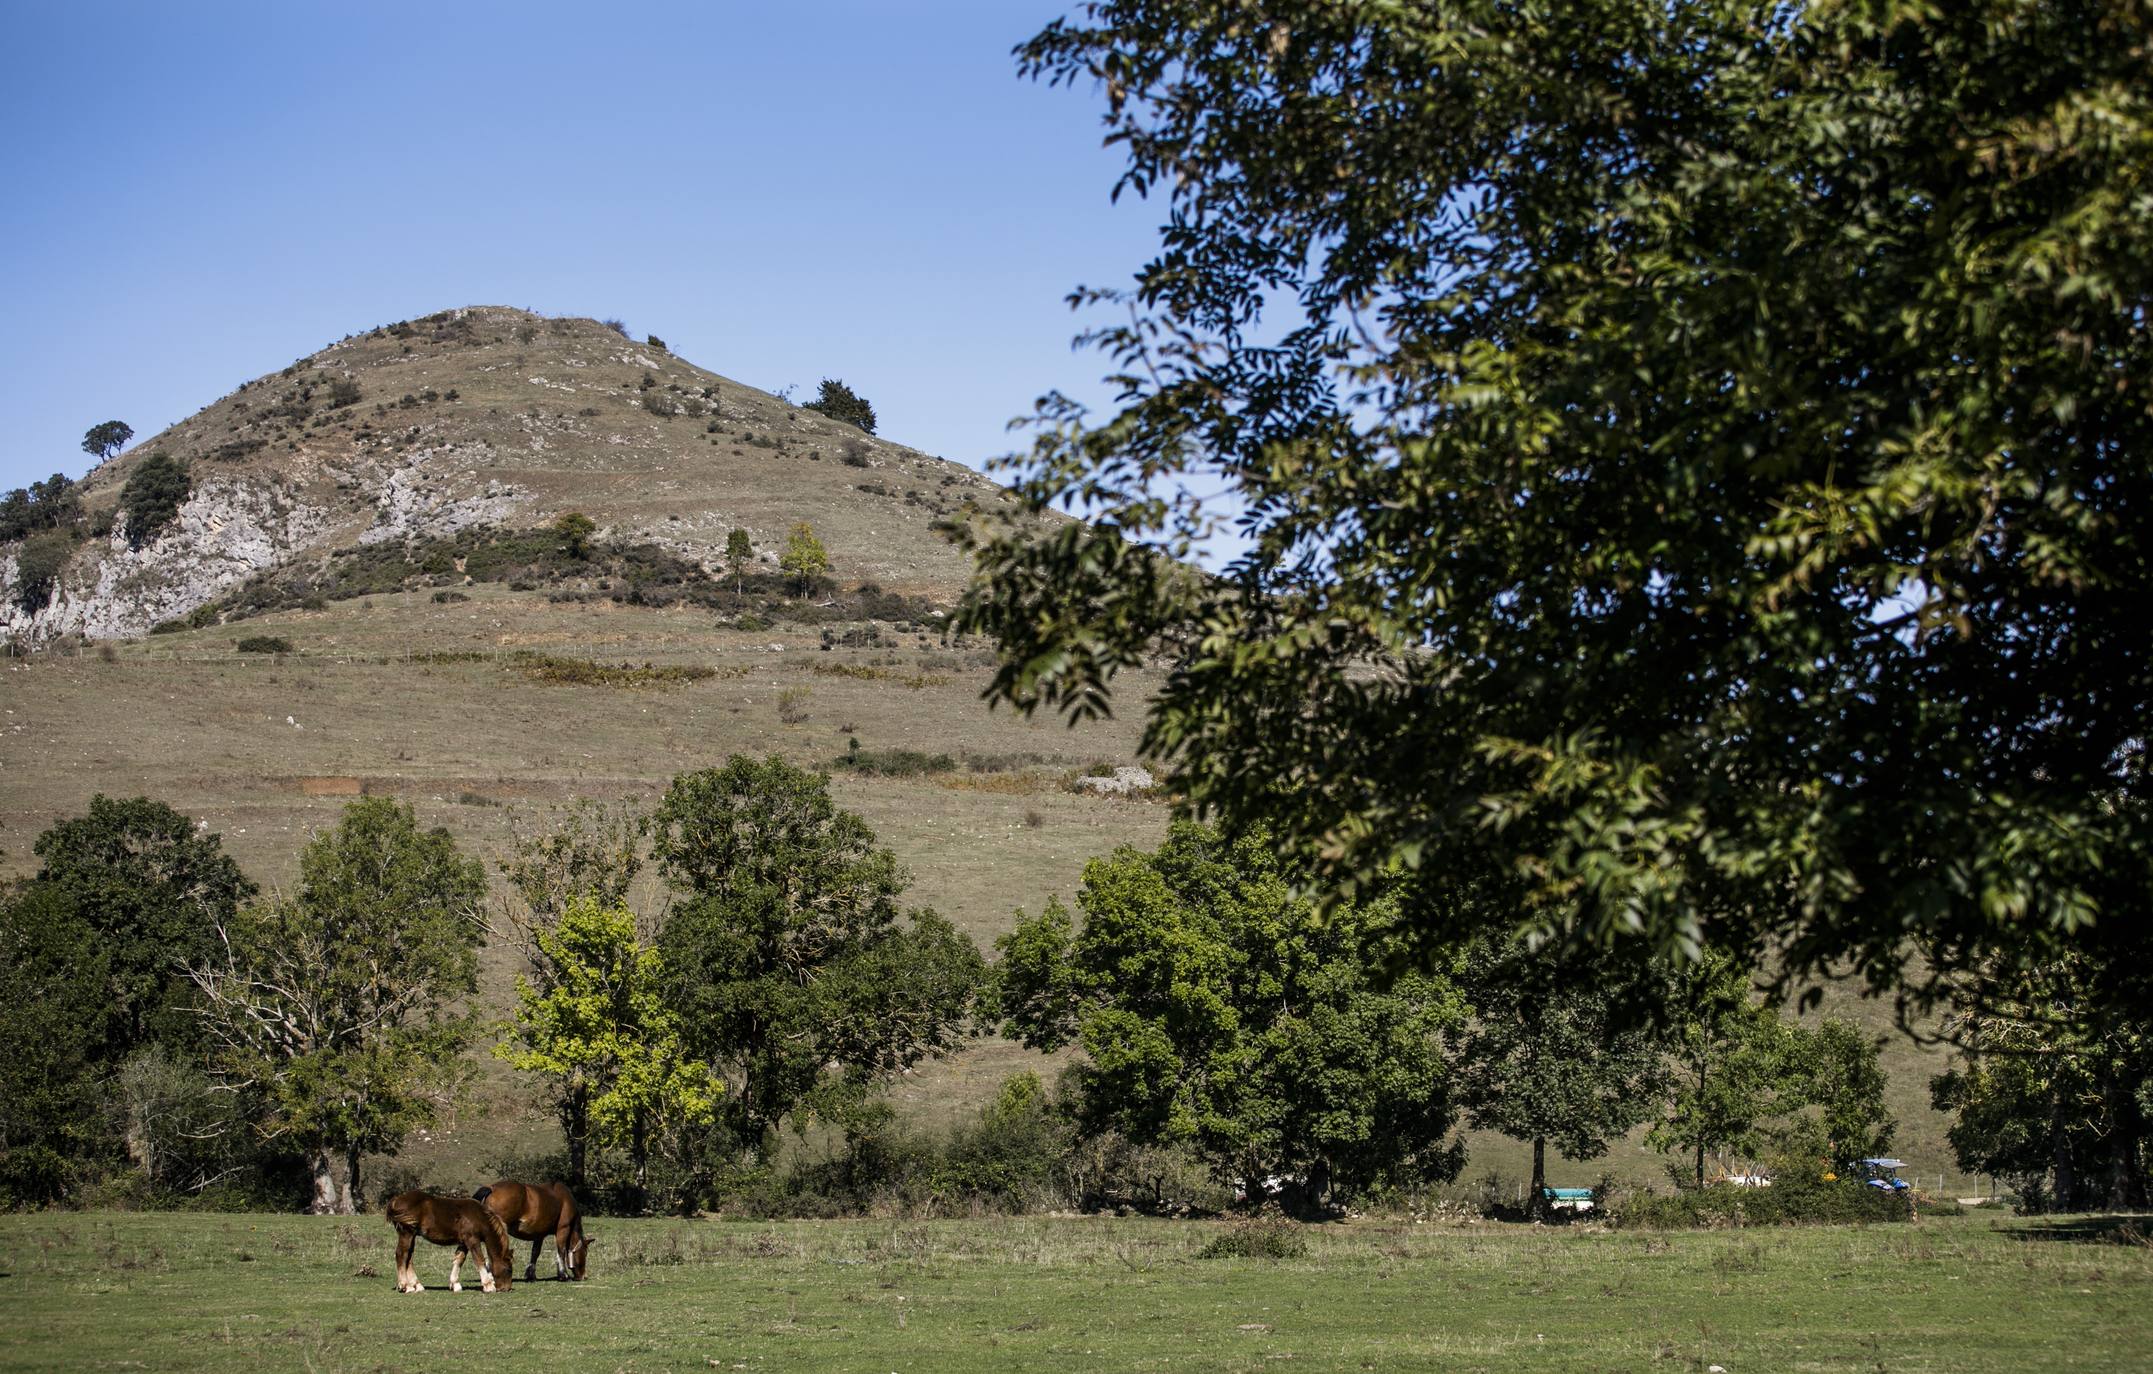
384,1190 -> 515,1294
474,1179 -> 591,1282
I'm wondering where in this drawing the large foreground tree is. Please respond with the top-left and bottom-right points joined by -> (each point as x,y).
962,1 -> 2153,999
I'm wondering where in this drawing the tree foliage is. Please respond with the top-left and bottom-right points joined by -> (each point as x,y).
12,530 -> 76,614
725,528 -> 754,596
998,822 -> 1467,1203
553,511 -> 598,560
118,452 -> 190,550
651,757 -> 984,1159
499,897 -> 720,1206
1650,954 -> 1895,1186
960,0 -> 2153,1000
32,794 -> 257,1056
81,420 -> 133,463
1452,936 -> 1665,1215
188,798 -> 486,1213
1932,952 -> 2150,1210
778,521 -> 830,596
802,378 -> 877,434
0,884 -> 113,1206
0,473 -> 84,543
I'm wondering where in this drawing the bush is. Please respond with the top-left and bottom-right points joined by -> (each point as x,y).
602,318 -> 630,338
327,379 -> 363,408
118,452 -> 191,550
839,439 -> 872,468
1608,1178 -> 1913,1229
235,636 -> 293,655
1197,1222 -> 1310,1260
777,687 -> 811,724
833,746 -> 956,777
802,378 -> 877,434
644,393 -> 681,418
12,529 -> 75,613
431,589 -> 470,603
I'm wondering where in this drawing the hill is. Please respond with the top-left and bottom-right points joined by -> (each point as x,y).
0,307 -> 1974,1198
3,306 -> 1024,644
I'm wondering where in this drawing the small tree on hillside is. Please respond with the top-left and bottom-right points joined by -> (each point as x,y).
117,452 -> 191,550
188,798 -> 486,1213
1452,935 -> 1666,1217
802,378 -> 877,434
652,756 -> 985,1167
779,522 -> 829,598
81,420 -> 133,463
12,530 -> 75,613
998,822 -> 1470,1206
724,528 -> 754,597
554,511 -> 598,560
498,897 -> 720,1207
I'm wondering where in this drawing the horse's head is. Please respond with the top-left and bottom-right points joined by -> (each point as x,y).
570,1233 -> 593,1280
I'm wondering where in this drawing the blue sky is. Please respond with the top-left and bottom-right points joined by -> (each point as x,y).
0,1 -> 1160,492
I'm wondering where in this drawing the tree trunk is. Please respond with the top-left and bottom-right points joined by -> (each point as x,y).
342,1143 -> 364,1214
1528,1136 -> 1549,1221
566,1085 -> 590,1193
1695,1140 -> 1706,1192
307,1148 -> 342,1215
2051,1097 -> 2079,1212
2102,1062 -> 2149,1210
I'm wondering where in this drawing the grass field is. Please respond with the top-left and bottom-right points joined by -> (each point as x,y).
3,1211 -> 2148,1372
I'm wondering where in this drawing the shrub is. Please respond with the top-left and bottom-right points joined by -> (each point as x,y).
777,687 -> 811,724
643,393 -> 681,418
838,439 -> 872,468
646,335 -> 668,351
602,318 -> 630,338
1608,1178 -> 1913,1229
833,746 -> 957,778
1197,1222 -> 1310,1260
235,636 -> 293,654
12,529 -> 75,613
327,379 -> 362,408
118,452 -> 191,550
431,589 -> 470,603
802,378 -> 877,434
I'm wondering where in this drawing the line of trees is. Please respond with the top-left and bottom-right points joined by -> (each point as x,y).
998,822 -> 1906,1217
4,783 -> 2134,1216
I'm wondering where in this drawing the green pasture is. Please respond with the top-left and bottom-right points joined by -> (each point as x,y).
3,1211 -> 2147,1372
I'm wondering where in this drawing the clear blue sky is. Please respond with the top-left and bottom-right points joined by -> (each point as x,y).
0,1 -> 1160,492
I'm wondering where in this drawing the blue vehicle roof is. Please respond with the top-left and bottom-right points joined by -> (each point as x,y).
1860,1158 -> 1906,1169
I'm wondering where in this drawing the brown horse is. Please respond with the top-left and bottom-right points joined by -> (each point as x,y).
474,1179 -> 591,1282
384,1190 -> 515,1294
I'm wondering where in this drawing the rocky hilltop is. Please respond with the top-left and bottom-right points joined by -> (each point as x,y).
3,306 -> 1021,643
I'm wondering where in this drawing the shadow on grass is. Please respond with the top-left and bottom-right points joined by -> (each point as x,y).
2007,1215 -> 2153,1247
